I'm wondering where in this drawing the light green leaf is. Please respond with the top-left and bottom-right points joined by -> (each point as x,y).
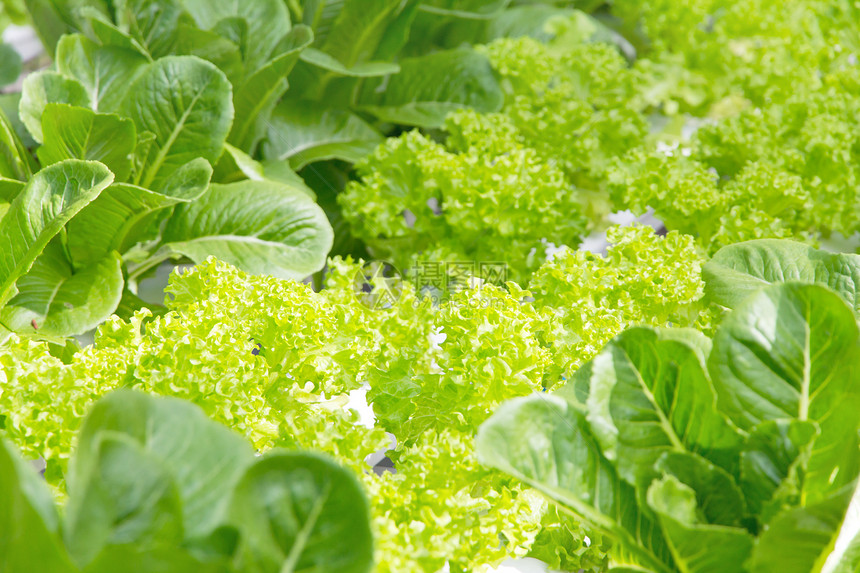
63,433 -> 184,568
178,0 -> 291,74
55,34 -> 149,114
19,71 -> 91,143
419,0 -> 511,19
0,438 -> 74,573
709,282 -> 858,429
582,327 -> 742,486
298,47 -> 399,77
114,0 -> 188,58
228,451 -> 374,573
655,452 -> 747,527
229,25 -> 313,154
357,48 -> 503,128
477,395 -> 674,573
749,482 -> 858,573
215,144 -> 315,198
740,419 -> 819,521
172,23 -> 244,87
123,56 -> 233,191
0,43 -> 22,88
704,240 -> 860,315
316,0 -> 410,67
38,104 -> 136,181
67,158 -> 212,267
263,99 -> 383,169
0,105 -> 33,181
0,178 -> 24,203
709,283 -> 860,503
69,390 -> 255,540
0,160 -> 114,308
646,475 -> 754,573
158,180 -> 333,280
0,240 -> 123,337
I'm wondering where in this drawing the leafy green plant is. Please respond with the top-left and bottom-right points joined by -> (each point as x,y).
1,389 -> 373,573
478,280 -> 860,572
0,36 -> 333,337
0,224 -> 708,572
703,239 -> 860,315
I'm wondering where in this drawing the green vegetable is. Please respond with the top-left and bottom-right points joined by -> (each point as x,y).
0,224 -> 708,572
478,282 -> 860,572
0,389 -> 374,573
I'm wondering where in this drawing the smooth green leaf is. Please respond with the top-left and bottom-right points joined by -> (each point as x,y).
0,439 -> 74,573
19,71 -> 91,143
0,105 -> 33,181
582,327 -> 742,486
749,483 -> 858,573
704,240 -> 860,315
0,178 -> 24,203
38,104 -> 136,181
317,0 -> 410,68
709,282 -> 858,429
418,0 -> 511,19
646,475 -> 754,573
229,25 -> 313,154
159,180 -> 333,280
67,158 -> 212,267
215,144 -> 315,198
655,452 -> 746,527
69,390 -> 255,540
114,0 -> 188,58
173,23 -> 244,87
83,544 -> 229,573
477,395 -> 674,573
64,433 -> 184,568
0,241 -> 123,337
178,0 -> 291,74
55,34 -> 149,114
0,160 -> 114,308
123,56 -> 233,191
740,419 -> 819,521
263,99 -> 382,169
298,47 -> 399,77
228,451 -> 374,573
710,283 -> 860,503
357,48 -> 503,128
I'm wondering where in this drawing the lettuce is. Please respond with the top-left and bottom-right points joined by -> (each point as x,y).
0,224 -> 707,572
0,389 -> 373,573
479,280 -> 860,571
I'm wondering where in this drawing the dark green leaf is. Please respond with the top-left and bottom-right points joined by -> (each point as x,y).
646,475 -> 754,573
55,34 -> 149,114
263,99 -> 382,169
357,48 -> 503,128
64,433 -> 184,568
0,43 -> 22,88
229,25 -> 313,154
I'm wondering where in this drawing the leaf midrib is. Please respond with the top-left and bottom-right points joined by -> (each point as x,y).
141,75 -> 213,189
